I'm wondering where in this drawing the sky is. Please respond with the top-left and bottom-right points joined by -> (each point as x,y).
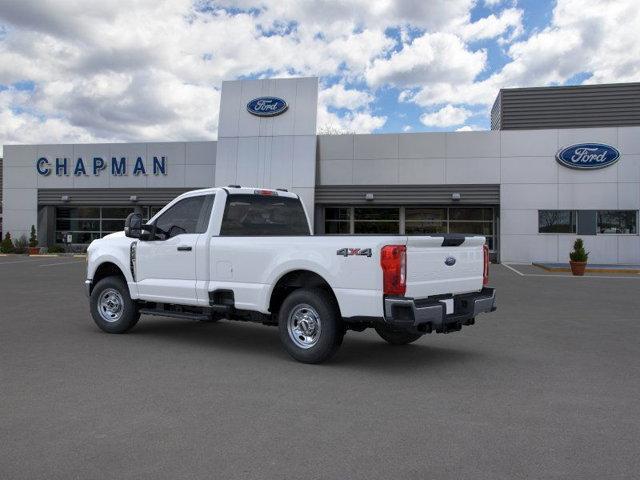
0,0 -> 638,154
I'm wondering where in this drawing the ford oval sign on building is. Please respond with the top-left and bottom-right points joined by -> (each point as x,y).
247,97 -> 288,117
556,143 -> 620,170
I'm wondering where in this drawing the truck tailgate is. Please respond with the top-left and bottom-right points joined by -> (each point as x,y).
405,235 -> 485,297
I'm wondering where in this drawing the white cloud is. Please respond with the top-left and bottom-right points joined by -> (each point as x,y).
366,32 -> 486,88
317,82 -> 384,133
458,7 -> 523,42
213,0 -> 475,32
456,125 -> 484,131
402,125 -> 413,132
317,105 -> 386,134
0,0 -> 638,148
319,84 -> 373,110
404,0 -> 640,110
420,105 -> 472,127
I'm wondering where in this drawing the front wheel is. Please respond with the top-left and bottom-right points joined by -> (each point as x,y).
90,276 -> 140,334
374,324 -> 423,345
278,288 -> 343,364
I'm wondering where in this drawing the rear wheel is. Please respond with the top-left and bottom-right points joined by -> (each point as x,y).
278,288 -> 343,364
90,276 -> 140,334
374,323 -> 423,345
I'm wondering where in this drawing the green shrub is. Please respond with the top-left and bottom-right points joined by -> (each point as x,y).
569,238 -> 589,262
1,232 -> 15,253
29,225 -> 38,248
14,235 -> 28,254
47,244 -> 66,254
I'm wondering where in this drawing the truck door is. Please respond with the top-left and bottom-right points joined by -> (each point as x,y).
135,194 -> 214,305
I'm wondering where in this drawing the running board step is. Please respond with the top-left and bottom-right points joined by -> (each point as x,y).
139,308 -> 210,322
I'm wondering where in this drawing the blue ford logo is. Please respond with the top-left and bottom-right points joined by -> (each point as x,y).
445,256 -> 456,266
556,143 -> 620,170
247,97 -> 288,117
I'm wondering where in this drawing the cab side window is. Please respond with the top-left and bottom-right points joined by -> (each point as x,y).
154,195 -> 214,239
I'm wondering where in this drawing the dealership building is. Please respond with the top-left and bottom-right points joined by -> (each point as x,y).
1,78 -> 639,264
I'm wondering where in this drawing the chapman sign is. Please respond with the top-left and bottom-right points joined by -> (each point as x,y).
556,143 -> 620,170
36,156 -> 168,177
247,97 -> 288,117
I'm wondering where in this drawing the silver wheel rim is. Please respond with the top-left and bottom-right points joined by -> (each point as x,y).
287,304 -> 321,349
98,288 -> 124,323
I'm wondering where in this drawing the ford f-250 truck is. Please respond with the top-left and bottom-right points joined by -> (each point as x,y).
85,186 -> 496,363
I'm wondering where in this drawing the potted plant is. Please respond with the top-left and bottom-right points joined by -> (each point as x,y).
569,238 -> 589,276
1,232 -> 15,254
28,225 -> 40,255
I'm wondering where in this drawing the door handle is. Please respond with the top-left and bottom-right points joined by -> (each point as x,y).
177,245 -> 192,252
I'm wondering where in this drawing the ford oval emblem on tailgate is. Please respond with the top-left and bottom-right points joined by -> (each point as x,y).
445,256 -> 456,266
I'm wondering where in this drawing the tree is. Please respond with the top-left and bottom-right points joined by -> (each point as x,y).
317,123 -> 355,135
29,225 -> 38,248
1,232 -> 15,253
569,238 -> 589,262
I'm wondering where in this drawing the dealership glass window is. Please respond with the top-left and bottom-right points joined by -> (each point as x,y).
405,208 -> 447,234
354,208 -> 400,234
450,207 -> 493,221
538,210 -> 577,233
325,207 -> 351,234
597,210 -> 638,234
55,206 -> 163,244
449,207 -> 495,249
323,206 -> 496,250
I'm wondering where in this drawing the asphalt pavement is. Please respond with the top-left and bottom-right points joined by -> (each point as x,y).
1,255 -> 639,479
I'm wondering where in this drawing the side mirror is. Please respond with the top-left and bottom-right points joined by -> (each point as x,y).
140,223 -> 155,241
124,213 -> 143,238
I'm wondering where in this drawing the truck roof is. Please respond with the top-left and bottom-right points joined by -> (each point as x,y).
177,186 -> 299,199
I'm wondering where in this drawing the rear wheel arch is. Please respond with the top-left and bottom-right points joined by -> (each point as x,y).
269,269 -> 341,317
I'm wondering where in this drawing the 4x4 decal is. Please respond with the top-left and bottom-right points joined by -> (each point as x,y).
336,248 -> 372,258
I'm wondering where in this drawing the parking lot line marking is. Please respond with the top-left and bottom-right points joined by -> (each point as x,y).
0,258 -> 53,265
503,263 -> 525,276
38,260 -> 85,267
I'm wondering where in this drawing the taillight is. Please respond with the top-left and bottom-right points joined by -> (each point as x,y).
381,245 -> 406,296
483,244 -> 490,286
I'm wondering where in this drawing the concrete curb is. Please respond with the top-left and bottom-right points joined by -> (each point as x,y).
533,263 -> 640,275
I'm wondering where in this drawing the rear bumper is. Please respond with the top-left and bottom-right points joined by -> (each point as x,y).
383,287 -> 496,333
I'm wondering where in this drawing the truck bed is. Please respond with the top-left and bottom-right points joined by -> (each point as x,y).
208,234 -> 486,318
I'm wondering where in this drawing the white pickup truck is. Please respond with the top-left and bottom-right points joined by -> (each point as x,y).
85,186 -> 496,363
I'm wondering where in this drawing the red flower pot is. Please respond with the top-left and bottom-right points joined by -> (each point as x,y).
569,261 -> 587,276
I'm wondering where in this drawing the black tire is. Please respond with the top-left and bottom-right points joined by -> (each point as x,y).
90,276 -> 140,334
278,288 -> 343,364
374,323 -> 423,345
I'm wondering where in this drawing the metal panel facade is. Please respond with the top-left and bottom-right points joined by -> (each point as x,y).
215,77 -> 318,222
492,83 -> 640,130
315,185 -> 499,205
38,188 -> 191,206
2,142 -> 216,241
